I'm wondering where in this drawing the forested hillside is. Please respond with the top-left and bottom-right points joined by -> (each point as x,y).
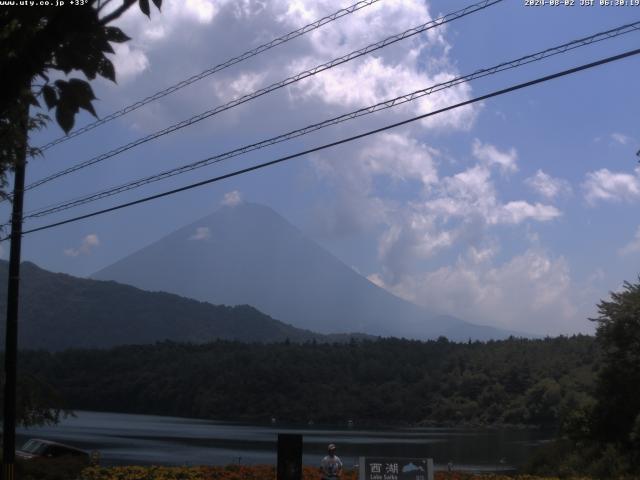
0,261 -> 367,349
19,335 -> 597,427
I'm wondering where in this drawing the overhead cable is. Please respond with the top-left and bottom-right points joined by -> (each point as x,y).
7,47 -> 639,240
21,20 -> 640,220
36,0 -> 383,152
22,0 -> 503,193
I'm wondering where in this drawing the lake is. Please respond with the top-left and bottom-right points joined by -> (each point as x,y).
17,411 -> 551,472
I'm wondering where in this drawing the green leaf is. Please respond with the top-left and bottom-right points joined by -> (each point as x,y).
42,85 -> 57,110
68,78 -> 95,95
81,102 -> 97,117
93,30 -> 115,54
79,52 -> 103,80
139,0 -> 151,17
55,105 -> 75,134
97,58 -> 116,83
67,79 -> 98,117
52,79 -> 97,131
105,26 -> 131,43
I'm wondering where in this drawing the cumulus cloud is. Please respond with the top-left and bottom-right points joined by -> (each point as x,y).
101,0 -> 481,144
472,139 -> 517,174
423,164 -> 561,226
525,170 -> 572,199
181,0 -> 220,23
64,234 -> 100,257
468,244 -> 498,264
222,190 -> 243,206
213,71 -> 267,99
373,168 -> 560,278
611,132 -> 631,145
100,0 -> 483,144
115,0 -> 223,41
314,136 -> 560,279
357,132 -> 439,186
377,213 -> 457,280
378,248 -> 579,335
367,272 -> 386,288
583,167 -> 640,204
189,227 -> 211,241
496,201 -> 561,224
283,0 -> 477,131
109,43 -> 150,82
312,132 -> 438,237
619,226 -> 640,256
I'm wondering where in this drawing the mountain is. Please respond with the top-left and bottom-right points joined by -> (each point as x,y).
0,261 -> 364,351
93,202 -> 520,340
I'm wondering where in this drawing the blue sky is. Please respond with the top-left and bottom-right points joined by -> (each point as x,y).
4,0 -> 640,336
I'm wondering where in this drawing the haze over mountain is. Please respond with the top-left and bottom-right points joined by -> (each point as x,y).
0,261 -> 360,351
94,202 -> 521,340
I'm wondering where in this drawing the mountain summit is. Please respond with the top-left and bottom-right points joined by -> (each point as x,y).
93,202 -> 517,340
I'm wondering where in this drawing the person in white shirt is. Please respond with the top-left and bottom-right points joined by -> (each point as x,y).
320,443 -> 343,480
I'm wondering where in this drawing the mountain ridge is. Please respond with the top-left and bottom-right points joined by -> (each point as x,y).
0,260 -> 371,351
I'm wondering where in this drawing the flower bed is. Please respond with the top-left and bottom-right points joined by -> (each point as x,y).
78,465 -> 598,480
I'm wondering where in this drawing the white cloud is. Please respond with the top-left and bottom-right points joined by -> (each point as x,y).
583,167 -> 640,204
64,234 -> 100,257
115,0 -> 223,40
423,164 -> 560,226
373,175 -> 560,278
101,0 -> 228,90
367,272 -> 386,288
189,227 -> 211,241
611,132 -> 631,145
496,201 -> 561,224
312,131 -> 438,237
358,132 -> 439,187
619,226 -> 640,256
222,190 -> 243,206
101,0 -> 480,140
182,0 -> 219,23
468,244 -> 498,264
213,72 -> 267,100
381,248 -> 580,335
141,24 -> 166,41
314,135 -> 560,279
377,213 -> 456,279
525,169 -> 572,199
284,0 -> 477,132
471,139 -> 518,174
109,43 -> 150,82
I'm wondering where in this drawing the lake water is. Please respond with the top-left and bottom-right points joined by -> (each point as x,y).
17,411 -> 551,472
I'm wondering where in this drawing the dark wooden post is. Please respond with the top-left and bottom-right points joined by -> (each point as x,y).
277,433 -> 303,480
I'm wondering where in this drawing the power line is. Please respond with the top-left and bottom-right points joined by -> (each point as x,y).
36,0 -> 383,152
8,47 -> 639,241
22,0 -> 503,194
20,20 -> 640,221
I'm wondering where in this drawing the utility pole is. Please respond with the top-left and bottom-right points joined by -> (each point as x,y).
2,102 -> 28,480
